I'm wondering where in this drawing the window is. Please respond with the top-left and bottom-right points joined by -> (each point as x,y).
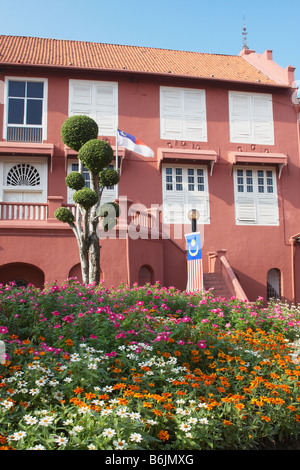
162,165 -> 209,224
69,80 -> 118,136
7,164 -> 41,187
233,167 -> 278,225
160,87 -> 207,141
267,268 -> 281,300
229,91 -> 274,145
4,78 -> 47,142
67,162 -> 117,205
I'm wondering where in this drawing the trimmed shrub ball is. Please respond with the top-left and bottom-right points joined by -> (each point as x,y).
61,115 -> 98,152
97,202 -> 120,219
99,168 -> 120,187
73,187 -> 98,209
78,139 -> 114,173
54,207 -> 75,224
65,171 -> 86,190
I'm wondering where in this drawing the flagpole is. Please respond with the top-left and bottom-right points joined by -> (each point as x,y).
116,128 -> 119,200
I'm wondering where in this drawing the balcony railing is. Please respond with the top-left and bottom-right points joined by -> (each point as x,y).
6,126 -> 43,143
0,202 -> 48,221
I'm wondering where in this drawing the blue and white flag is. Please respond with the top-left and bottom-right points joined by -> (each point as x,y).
185,232 -> 203,292
117,129 -> 154,157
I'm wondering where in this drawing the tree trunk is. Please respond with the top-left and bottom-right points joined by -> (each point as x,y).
89,172 -> 102,285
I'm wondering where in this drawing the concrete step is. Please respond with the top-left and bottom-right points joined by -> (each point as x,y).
203,273 -> 232,298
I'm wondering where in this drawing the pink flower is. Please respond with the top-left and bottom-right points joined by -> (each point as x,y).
0,326 -> 8,334
197,341 -> 206,349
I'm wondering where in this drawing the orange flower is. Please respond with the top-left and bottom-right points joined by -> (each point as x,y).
65,339 -> 74,346
261,416 -> 271,422
223,420 -> 233,426
158,430 -> 170,442
73,386 -> 84,395
85,392 -> 96,400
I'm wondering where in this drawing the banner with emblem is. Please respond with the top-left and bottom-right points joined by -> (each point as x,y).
185,232 -> 203,292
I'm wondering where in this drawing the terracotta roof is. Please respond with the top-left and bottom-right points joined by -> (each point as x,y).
0,35 -> 279,86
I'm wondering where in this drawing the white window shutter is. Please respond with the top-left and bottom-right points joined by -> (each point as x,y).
257,197 -> 278,225
163,193 -> 185,223
160,87 -> 207,141
229,92 -> 274,144
70,82 -> 92,114
252,95 -> 274,144
229,93 -> 251,142
235,197 -> 256,223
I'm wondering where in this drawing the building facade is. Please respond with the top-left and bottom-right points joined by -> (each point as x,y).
0,35 -> 300,303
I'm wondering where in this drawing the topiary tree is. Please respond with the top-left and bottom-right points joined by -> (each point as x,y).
55,115 -> 120,285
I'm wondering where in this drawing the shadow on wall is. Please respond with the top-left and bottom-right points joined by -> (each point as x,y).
0,262 -> 45,288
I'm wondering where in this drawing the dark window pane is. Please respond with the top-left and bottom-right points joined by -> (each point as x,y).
26,100 -> 42,125
8,98 -> 24,124
8,81 -> 25,97
27,82 -> 44,98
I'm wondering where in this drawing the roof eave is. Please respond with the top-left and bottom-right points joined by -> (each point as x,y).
0,61 -> 290,88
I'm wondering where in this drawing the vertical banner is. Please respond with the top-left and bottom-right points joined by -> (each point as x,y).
185,232 -> 203,292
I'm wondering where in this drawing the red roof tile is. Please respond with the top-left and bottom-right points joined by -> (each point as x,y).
0,35 -> 279,86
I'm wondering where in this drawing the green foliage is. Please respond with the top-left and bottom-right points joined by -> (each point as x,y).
65,172 -> 85,190
99,168 -> 120,187
61,115 -> 99,152
98,202 -> 120,232
78,139 -> 114,173
73,187 -> 98,209
98,202 -> 120,218
0,283 -> 299,450
54,207 -> 74,224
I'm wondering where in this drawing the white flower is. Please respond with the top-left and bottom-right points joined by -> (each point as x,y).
53,391 -> 64,400
88,444 -> 96,450
129,412 -> 142,421
29,388 -> 40,396
88,363 -> 98,370
73,425 -> 84,433
113,439 -> 128,449
179,423 -> 192,432
24,415 -> 38,425
39,416 -> 54,427
63,419 -> 73,425
49,379 -> 59,387
53,436 -> 68,446
102,386 -> 113,393
9,431 -> 27,441
130,433 -> 142,442
116,407 -> 129,417
188,417 -> 198,424
102,428 -> 116,438
101,409 -> 113,416
199,417 -> 209,424
27,444 -> 46,450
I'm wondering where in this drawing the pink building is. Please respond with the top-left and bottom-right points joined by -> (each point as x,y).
0,35 -> 299,303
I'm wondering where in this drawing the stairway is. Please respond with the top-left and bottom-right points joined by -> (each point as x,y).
203,272 -> 233,299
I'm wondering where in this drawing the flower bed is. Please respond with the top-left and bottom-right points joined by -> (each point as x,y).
0,280 -> 299,450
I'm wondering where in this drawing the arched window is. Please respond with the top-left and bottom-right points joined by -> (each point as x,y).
138,265 -> 153,286
7,163 -> 40,186
267,268 -> 281,300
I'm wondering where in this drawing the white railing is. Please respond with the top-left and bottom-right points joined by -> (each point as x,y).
0,202 -> 48,221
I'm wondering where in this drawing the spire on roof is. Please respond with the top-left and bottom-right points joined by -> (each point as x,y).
242,17 -> 249,50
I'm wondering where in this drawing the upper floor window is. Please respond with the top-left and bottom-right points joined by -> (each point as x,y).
233,167 -> 278,225
229,91 -> 274,145
69,80 -> 118,136
4,78 -> 48,143
162,164 -> 210,224
160,87 -> 207,141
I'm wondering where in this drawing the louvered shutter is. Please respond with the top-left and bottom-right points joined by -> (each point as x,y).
160,88 -> 182,139
252,95 -> 274,145
229,93 -> 251,142
235,197 -> 256,223
69,82 -> 92,116
160,87 -> 207,141
94,84 -> 117,136
69,80 -> 117,136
